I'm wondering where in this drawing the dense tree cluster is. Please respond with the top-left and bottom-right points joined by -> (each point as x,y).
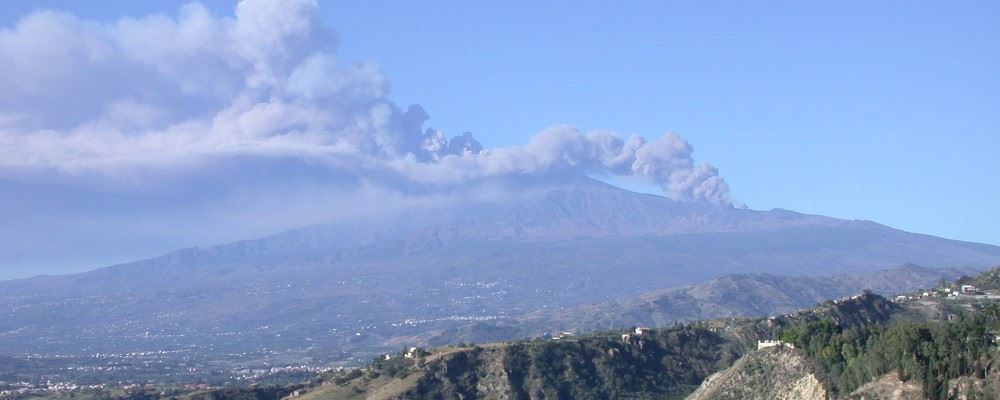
410,329 -> 739,400
780,304 -> 1000,399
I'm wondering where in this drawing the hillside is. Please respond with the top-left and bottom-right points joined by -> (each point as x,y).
844,372 -> 923,400
686,346 -> 827,400
294,327 -> 739,400
284,276 -> 1000,400
0,180 -> 998,365
276,292 -> 904,400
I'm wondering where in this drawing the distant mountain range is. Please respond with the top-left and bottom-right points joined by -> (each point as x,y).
1,178 -> 998,364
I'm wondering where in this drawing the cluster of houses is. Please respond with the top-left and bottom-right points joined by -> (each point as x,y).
0,381 -> 107,396
940,285 -> 984,298
382,347 -> 425,361
894,284 -> 985,303
546,327 -> 655,344
832,294 -> 865,305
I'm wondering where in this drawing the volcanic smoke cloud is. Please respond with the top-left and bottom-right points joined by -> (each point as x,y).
0,0 -> 731,205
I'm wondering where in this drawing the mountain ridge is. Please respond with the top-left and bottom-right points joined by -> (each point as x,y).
1,179 -> 998,364
6,179 -> 997,285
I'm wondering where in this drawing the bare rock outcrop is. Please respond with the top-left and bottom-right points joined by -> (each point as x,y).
846,371 -> 923,400
686,346 -> 827,400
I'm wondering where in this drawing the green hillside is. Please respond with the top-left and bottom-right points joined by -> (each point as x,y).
286,269 -> 1000,400
285,291 -> 908,399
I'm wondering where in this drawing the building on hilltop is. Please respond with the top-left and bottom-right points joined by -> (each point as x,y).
757,340 -> 794,350
404,347 -> 418,359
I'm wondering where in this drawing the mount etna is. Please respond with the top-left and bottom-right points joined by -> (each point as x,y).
1,178 -> 996,366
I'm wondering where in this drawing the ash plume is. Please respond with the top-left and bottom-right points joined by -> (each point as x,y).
0,0 -> 731,205
0,0 -> 734,271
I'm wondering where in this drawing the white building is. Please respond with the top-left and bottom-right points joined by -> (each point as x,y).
758,340 -> 794,350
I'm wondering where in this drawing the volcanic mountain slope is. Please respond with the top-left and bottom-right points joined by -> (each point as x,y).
0,179 -> 998,362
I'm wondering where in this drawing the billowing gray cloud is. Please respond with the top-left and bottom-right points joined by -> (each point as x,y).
389,127 -> 730,205
0,0 -> 731,207
0,0 -> 735,277
0,0 -> 738,276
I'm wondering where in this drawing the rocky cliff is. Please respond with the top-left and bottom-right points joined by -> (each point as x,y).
686,346 -> 827,400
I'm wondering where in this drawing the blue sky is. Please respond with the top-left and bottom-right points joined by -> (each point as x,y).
324,1 -> 1000,244
0,1 -> 996,277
